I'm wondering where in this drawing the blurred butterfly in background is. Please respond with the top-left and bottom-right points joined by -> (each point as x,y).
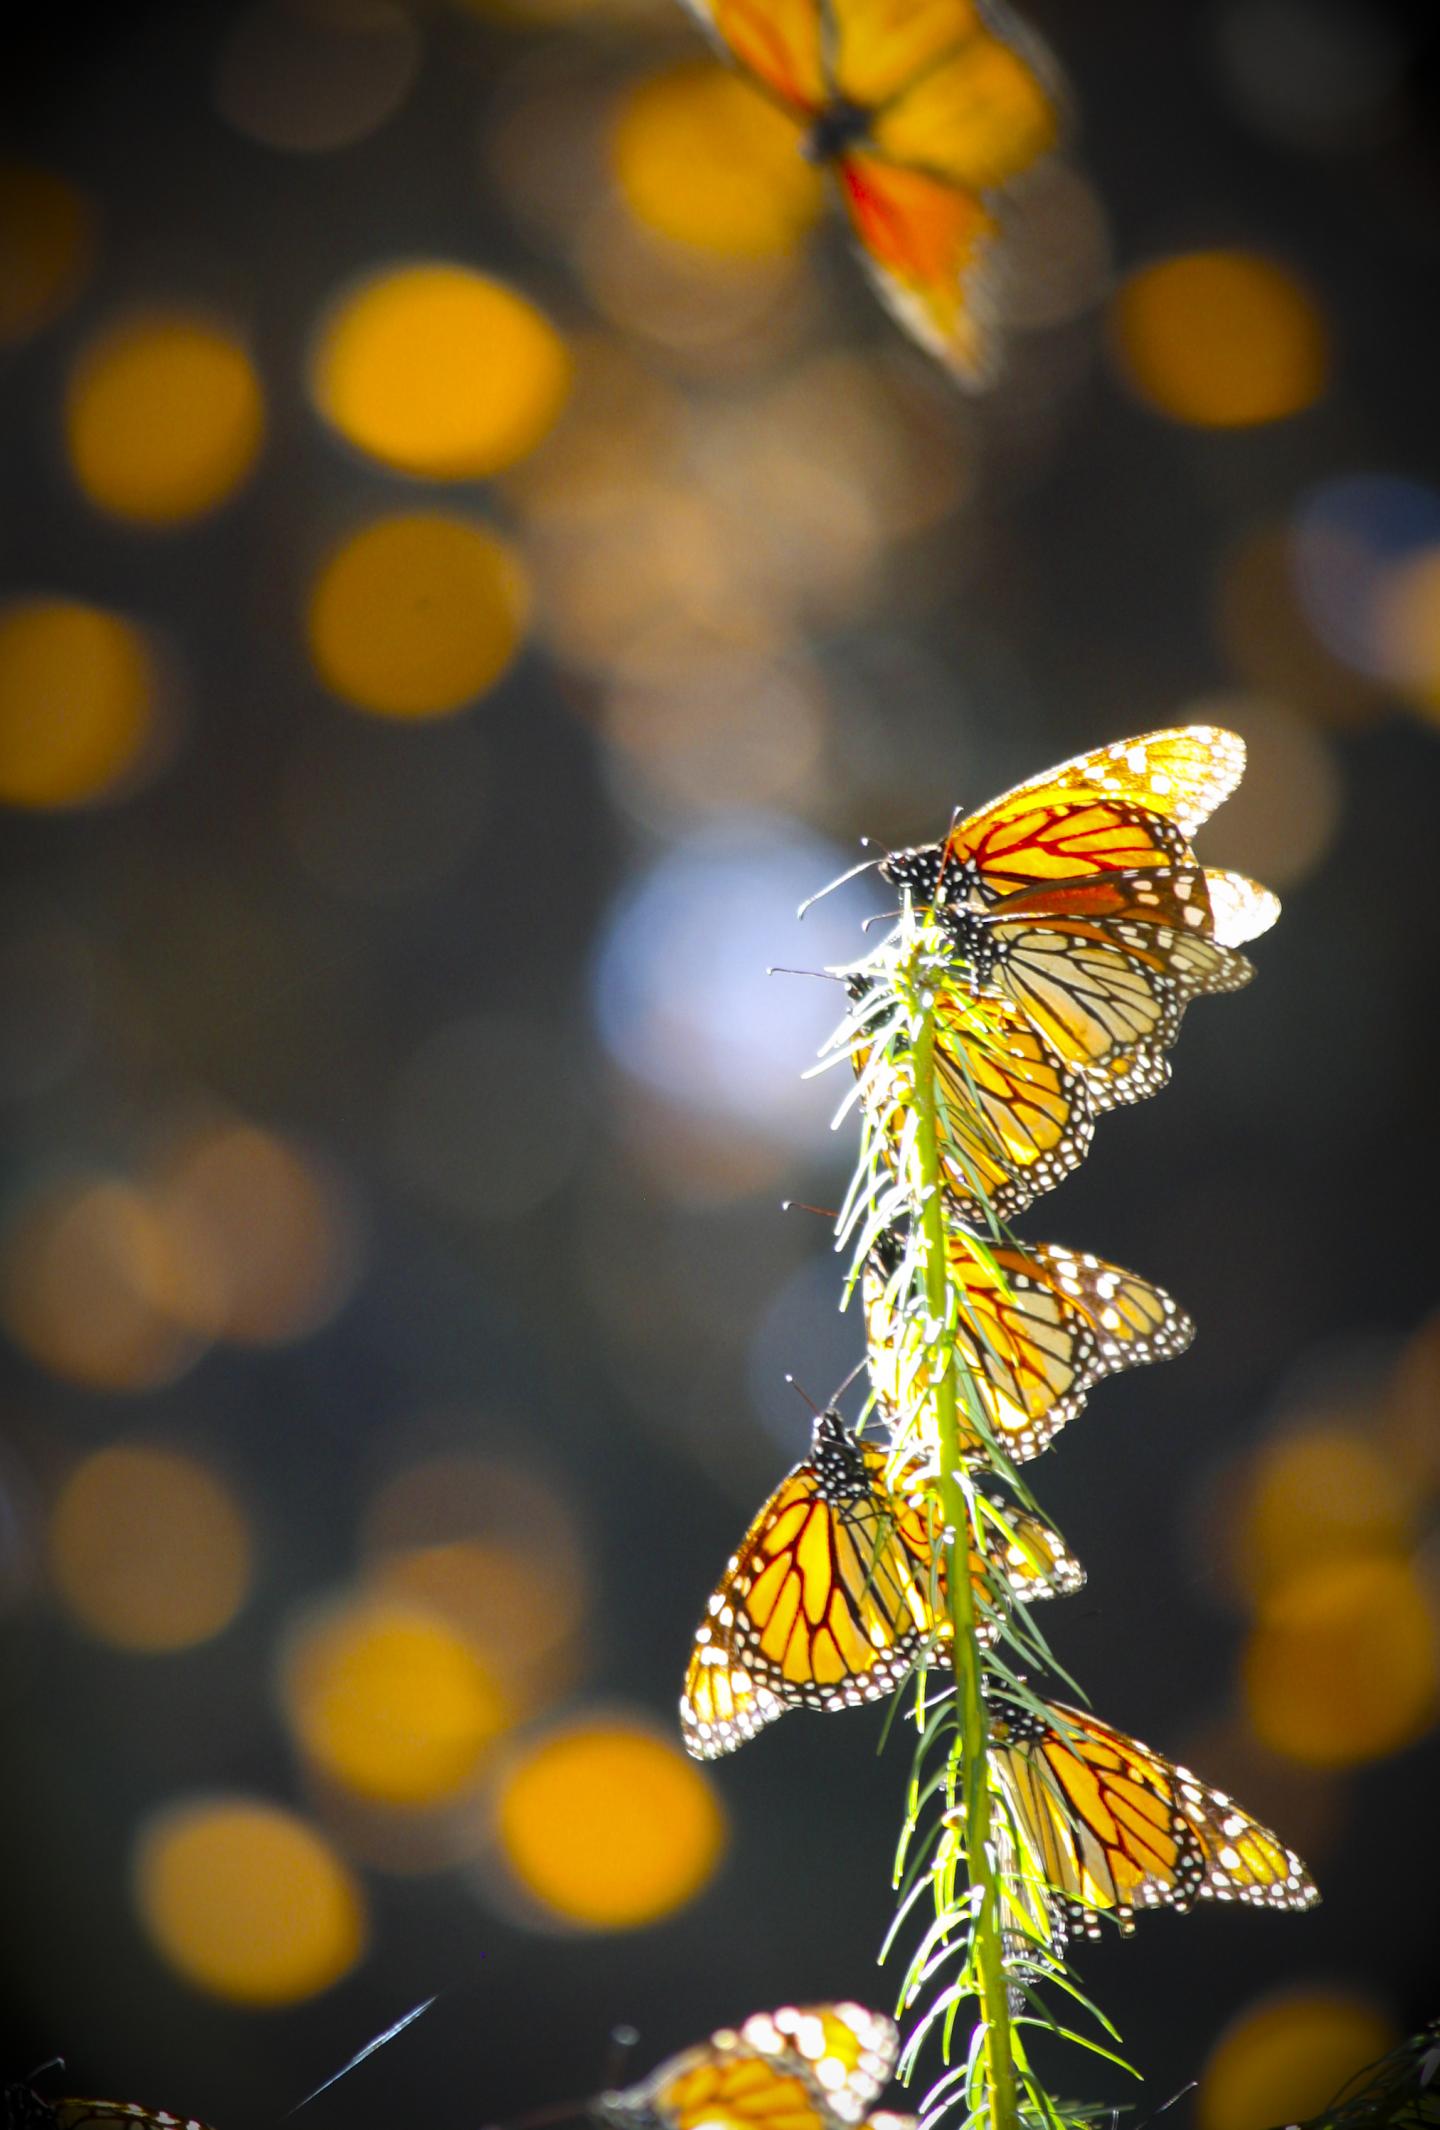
596,2000 -> 913,2130
676,0 -> 1065,383
864,1228 -> 1194,1463
680,1408 -> 1080,1757
982,1690 -> 1319,1940
2,2093 -> 213,2130
879,725 -> 1280,1086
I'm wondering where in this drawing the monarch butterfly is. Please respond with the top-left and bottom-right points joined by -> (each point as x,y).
864,1229 -> 1194,1462
852,979 -> 1095,1226
878,726 -> 1276,1078
596,2001 -> 912,2130
675,0 -> 1064,383
680,1409 -> 1081,1758
881,725 -> 1251,904
983,1691 -> 1319,1938
2,2095 -> 213,2130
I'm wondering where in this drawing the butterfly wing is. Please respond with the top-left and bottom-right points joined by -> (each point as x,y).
976,725 -> 1249,842
603,2004 -> 900,2130
1205,868 -> 1281,948
982,908 -> 1254,1072
835,151 -> 999,383
862,7 -> 1061,188
680,1414 -> 941,1757
881,727 -> 1249,910
929,992 -> 1095,1222
676,0 -> 828,114
988,1697 -> 1318,1937
865,1237 -> 1193,1463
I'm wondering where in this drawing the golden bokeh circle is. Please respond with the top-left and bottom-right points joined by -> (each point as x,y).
496,1714 -> 724,1929
135,1796 -> 366,2004
1244,1554 -> 1440,1766
283,1596 -> 511,1805
610,63 -> 821,259
0,162 -> 96,346
0,598 -> 157,809
310,262 -> 570,477
66,312 -> 265,523
307,511 -> 529,717
0,1175 -> 212,1390
1111,250 -> 1328,428
1198,1988 -> 1398,2130
49,1445 -> 252,1652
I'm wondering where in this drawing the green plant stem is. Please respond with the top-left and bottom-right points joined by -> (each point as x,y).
910,1006 -> 1021,2130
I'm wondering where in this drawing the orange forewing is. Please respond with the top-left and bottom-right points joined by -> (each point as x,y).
678,0 -> 826,112
838,151 -> 998,382
869,25 -> 1060,187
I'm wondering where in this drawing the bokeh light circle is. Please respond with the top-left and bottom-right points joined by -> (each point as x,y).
1234,1422 -> 1410,1605
283,1595 -> 510,1805
310,262 -> 570,477
0,163 -> 96,345
1111,250 -> 1328,427
49,1445 -> 252,1652
1243,1554 -> 1440,1766
135,1796 -> 366,2004
1198,1987 -> 1398,2130
0,1175 -> 212,1391
215,0 -> 421,154
610,63 -> 820,259
0,598 -> 158,810
308,512 -> 529,717
495,1715 -> 724,1929
66,312 -> 265,523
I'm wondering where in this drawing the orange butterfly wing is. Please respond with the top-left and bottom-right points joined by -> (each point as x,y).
988,1696 -> 1319,1938
865,1236 -> 1193,1462
675,0 -> 827,112
602,2003 -> 903,2130
681,1414 -> 1078,1756
836,152 -> 999,383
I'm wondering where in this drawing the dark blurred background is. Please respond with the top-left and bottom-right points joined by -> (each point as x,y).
2,0 -> 1439,2125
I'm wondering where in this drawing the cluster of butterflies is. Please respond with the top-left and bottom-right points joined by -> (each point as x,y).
681,726 -> 1319,1940
678,0 -> 1065,384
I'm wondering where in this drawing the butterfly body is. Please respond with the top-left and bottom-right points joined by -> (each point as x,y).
803,97 -> 873,162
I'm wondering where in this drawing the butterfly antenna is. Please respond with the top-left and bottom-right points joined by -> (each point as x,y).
828,1355 -> 868,1408
766,964 -> 843,981
280,1995 -> 438,2118
779,1199 -> 839,1220
797,843 -> 881,919
24,2062 -> 66,2087
784,1372 -> 823,1417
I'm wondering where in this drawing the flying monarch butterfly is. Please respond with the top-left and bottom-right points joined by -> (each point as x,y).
982,1690 -> 1319,1939
674,0 -> 1065,383
850,976 -> 1095,1226
877,725 -> 1277,1079
864,1228 -> 1194,1462
596,2001 -> 913,2130
2,2094 -> 214,2130
680,1409 -> 1081,1758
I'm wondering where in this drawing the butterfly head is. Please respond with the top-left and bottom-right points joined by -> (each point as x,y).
803,98 -> 872,164
878,845 -> 945,907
